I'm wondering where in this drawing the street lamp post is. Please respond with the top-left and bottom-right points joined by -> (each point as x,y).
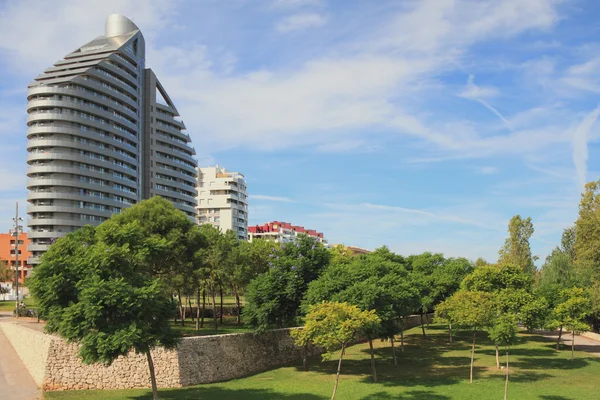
13,202 -> 23,318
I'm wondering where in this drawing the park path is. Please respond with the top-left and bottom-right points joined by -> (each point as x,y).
0,312 -> 42,400
538,329 -> 600,357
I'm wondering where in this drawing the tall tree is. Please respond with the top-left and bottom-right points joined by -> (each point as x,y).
28,197 -> 190,400
291,302 -> 380,400
243,235 -> 330,331
498,215 -> 536,275
574,180 -> 600,281
540,249 -> 574,288
561,227 -> 576,261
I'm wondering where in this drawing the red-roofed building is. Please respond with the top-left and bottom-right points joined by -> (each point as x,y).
248,221 -> 328,246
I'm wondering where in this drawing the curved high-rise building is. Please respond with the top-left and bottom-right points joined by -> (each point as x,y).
26,14 -> 198,264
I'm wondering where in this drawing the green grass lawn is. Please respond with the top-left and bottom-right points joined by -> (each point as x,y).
170,316 -> 252,337
44,324 -> 600,400
0,298 -> 35,312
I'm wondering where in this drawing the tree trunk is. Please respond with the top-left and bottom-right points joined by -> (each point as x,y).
420,313 -> 426,338
470,330 -> 476,383
331,344 -> 345,400
146,350 -> 159,400
195,288 -> 201,330
368,338 -> 377,382
182,296 -> 187,325
177,289 -> 184,327
495,345 -> 500,369
504,351 -> 509,400
449,321 -> 453,346
571,330 -> 575,361
303,344 -> 308,372
391,337 -> 397,366
188,296 -> 194,323
201,287 -> 206,328
400,324 -> 405,352
234,286 -> 241,325
210,277 -> 218,330
556,325 -> 563,350
219,285 -> 224,324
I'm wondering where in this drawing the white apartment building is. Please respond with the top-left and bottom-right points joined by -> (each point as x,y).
197,166 -> 248,240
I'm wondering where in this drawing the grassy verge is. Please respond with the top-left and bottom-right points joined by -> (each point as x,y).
0,298 -> 36,312
170,316 -> 252,337
43,324 -> 600,399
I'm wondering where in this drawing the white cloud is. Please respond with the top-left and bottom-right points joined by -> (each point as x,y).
250,195 -> 294,202
275,12 -> 327,33
0,0 -> 176,76
572,105 -> 600,190
271,0 -> 322,8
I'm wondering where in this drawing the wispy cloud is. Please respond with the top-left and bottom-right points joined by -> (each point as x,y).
572,104 -> 600,190
275,12 -> 327,33
271,0 -> 322,8
459,74 -> 512,130
251,194 -> 295,202
478,166 -> 499,175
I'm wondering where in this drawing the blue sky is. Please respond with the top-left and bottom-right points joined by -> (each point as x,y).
1,0 -> 599,263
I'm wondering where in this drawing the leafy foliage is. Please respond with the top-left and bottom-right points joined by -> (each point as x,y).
28,197 -> 191,399
243,235 -> 330,331
292,301 -> 380,360
498,215 -> 536,275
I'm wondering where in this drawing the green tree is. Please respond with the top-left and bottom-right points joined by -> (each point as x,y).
198,224 -> 227,330
408,252 -> 445,337
574,180 -> 600,282
498,215 -> 536,275
588,281 -> 600,333
0,260 -> 12,287
328,244 -> 356,265
474,257 -> 489,267
442,290 -> 494,383
304,253 -> 419,374
540,249 -> 574,288
434,298 -> 454,345
550,287 -> 591,359
243,235 -> 330,331
488,315 -> 518,400
29,197 -> 190,400
291,302 -> 380,400
561,227 -> 576,261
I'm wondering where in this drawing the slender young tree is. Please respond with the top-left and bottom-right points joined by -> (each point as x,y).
443,290 -> 494,383
488,316 -> 518,400
291,302 -> 380,400
550,287 -> 591,359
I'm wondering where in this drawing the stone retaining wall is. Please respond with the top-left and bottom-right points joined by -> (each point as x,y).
1,313 -> 432,391
582,331 -> 600,342
0,321 -> 52,386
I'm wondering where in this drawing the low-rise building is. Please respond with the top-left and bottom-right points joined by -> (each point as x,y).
197,165 -> 248,240
0,232 -> 32,284
330,244 -> 372,255
248,221 -> 328,246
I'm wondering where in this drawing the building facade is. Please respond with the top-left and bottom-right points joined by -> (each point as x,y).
248,221 -> 327,246
197,166 -> 248,240
26,14 -> 197,264
0,232 -> 32,283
